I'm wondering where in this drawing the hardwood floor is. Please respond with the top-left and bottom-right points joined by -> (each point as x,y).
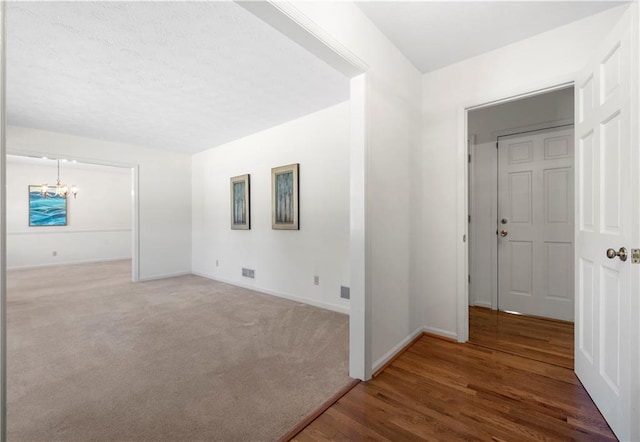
469,306 -> 574,369
293,334 -> 615,441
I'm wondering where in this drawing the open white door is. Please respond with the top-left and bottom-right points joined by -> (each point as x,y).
575,5 -> 638,440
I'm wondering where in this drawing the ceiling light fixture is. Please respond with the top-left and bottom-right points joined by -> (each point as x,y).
41,159 -> 78,199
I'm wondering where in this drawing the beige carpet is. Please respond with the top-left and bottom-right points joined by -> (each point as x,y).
7,260 -> 350,441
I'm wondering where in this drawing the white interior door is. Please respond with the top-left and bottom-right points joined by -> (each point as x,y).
497,127 -> 574,321
575,6 -> 637,440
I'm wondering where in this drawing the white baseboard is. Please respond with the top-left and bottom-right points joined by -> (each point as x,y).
138,271 -> 191,282
371,325 -> 461,375
8,256 -> 132,270
423,325 -> 458,341
192,272 -> 350,315
473,301 -> 492,309
372,326 -> 424,374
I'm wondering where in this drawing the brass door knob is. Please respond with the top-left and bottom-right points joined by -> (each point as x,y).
606,247 -> 628,262
500,229 -> 508,237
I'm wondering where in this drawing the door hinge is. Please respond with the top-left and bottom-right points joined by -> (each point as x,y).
468,275 -> 471,284
468,154 -> 471,163
496,141 -> 499,149
468,215 -> 471,223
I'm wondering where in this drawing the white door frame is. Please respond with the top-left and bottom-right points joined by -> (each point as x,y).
467,134 -> 476,308
456,76 -> 576,342
0,4 -> 8,439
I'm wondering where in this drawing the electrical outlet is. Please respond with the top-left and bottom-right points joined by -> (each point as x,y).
52,251 -> 57,257
313,276 -> 319,285
216,260 -> 219,267
242,268 -> 255,279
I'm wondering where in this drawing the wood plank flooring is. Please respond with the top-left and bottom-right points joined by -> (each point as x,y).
294,335 -> 614,441
469,306 -> 574,369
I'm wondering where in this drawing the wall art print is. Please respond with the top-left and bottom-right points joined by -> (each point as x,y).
230,174 -> 250,230
271,163 -> 299,230
29,185 -> 67,226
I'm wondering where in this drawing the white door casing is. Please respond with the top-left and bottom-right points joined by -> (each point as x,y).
497,127 -> 575,321
575,6 -> 636,440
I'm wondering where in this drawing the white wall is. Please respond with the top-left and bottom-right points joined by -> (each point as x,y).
469,87 -> 575,145
7,126 -> 192,280
417,6 -> 627,338
468,88 -> 574,308
192,103 -> 350,313
290,2 -> 423,371
7,157 -> 131,268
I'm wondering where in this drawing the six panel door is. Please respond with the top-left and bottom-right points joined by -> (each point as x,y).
497,127 -> 575,321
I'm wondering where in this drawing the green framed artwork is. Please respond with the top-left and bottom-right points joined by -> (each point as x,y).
230,174 -> 250,230
271,163 -> 299,230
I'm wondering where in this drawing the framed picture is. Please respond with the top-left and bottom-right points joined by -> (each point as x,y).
271,163 -> 299,230
230,174 -> 250,230
29,185 -> 67,226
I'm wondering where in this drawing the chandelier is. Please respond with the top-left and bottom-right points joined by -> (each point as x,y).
41,159 -> 78,199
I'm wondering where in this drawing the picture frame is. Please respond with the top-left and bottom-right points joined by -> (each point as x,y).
230,174 -> 250,230
271,163 -> 299,230
29,185 -> 68,226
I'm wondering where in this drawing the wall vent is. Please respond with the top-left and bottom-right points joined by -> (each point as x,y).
242,268 -> 255,279
340,286 -> 350,300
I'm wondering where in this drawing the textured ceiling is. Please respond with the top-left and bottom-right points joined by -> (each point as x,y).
7,2 -> 349,154
357,1 -> 627,73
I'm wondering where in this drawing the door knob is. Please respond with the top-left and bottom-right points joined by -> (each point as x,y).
500,229 -> 508,237
606,247 -> 627,262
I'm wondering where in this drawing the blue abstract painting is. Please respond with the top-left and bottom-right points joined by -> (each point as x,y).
29,186 -> 67,226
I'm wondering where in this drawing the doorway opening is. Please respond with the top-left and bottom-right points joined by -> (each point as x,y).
467,86 -> 575,366
6,154 -> 139,282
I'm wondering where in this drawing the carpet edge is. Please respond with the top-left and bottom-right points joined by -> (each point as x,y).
278,378 -> 360,441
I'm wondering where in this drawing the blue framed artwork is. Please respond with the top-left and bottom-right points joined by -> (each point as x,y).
29,185 -> 67,226
230,174 -> 250,230
271,163 -> 299,230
